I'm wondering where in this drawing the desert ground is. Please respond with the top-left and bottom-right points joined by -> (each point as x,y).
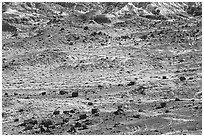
2,2 -> 202,135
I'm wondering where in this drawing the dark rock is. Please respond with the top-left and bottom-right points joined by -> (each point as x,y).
25,96 -> 30,99
160,102 -> 167,108
88,102 -> 93,106
81,124 -> 88,130
4,93 -> 8,96
114,106 -> 124,115
24,118 -> 38,125
23,124 -> 34,131
53,110 -> 60,115
68,125 -> 76,133
162,76 -> 167,79
175,98 -> 181,101
41,92 -> 46,96
72,91 -> 78,97
91,108 -> 99,114
133,114 -> 140,118
19,109 -> 24,112
63,111 -> 69,114
94,15 -> 111,24
59,28 -> 64,31
84,26 -> 89,30
41,119 -> 53,128
79,114 -> 87,120
2,112 -> 6,117
156,102 -> 166,109
70,110 -> 75,113
138,109 -> 143,112
14,118 -> 19,122
59,90 -> 68,95
179,76 -> 186,81
63,118 -> 69,123
165,110 -> 170,113
14,92 -> 18,96
2,21 -> 17,32
139,35 -> 148,40
127,81 -> 135,86
98,84 -> 103,89
137,86 -> 146,95
20,118 -> 38,126
39,125 -> 46,133
75,122 -> 82,127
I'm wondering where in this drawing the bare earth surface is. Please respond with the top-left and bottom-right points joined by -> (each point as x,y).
2,2 -> 202,135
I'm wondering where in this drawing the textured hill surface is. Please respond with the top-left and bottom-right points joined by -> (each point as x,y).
2,2 -> 202,135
